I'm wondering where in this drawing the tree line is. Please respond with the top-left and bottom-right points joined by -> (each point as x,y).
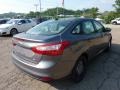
0,0 -> 120,24
26,7 -> 99,19
24,0 -> 120,23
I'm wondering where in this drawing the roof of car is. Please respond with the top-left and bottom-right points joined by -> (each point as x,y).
0,19 -> 9,20
54,17 -> 94,22
10,19 -> 29,21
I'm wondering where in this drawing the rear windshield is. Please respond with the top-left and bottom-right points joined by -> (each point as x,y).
26,20 -> 71,35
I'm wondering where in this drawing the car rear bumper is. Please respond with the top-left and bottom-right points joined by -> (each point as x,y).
12,52 -> 73,81
12,53 -> 55,81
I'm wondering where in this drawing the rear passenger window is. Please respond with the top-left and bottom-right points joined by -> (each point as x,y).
19,20 -> 26,24
82,21 -> 95,34
93,21 -> 104,33
72,25 -> 81,34
27,20 -> 31,23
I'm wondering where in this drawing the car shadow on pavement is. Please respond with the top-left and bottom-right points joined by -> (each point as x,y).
48,44 -> 120,90
0,35 -> 12,40
0,35 -> 11,37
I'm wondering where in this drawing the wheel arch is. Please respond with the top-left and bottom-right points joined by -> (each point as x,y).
112,21 -> 117,24
80,52 -> 88,64
10,28 -> 18,33
74,52 -> 89,69
10,28 -> 18,35
71,52 -> 88,82
11,28 -> 18,31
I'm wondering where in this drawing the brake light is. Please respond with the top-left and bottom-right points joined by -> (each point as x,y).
32,41 -> 70,56
40,77 -> 53,81
12,38 -> 17,46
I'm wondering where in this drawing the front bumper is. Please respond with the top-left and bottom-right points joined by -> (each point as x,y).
0,29 -> 9,35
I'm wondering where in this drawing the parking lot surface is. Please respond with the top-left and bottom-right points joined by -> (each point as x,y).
0,25 -> 120,90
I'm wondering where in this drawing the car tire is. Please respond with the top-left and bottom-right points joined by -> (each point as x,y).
105,40 -> 112,52
10,29 -> 18,36
71,55 -> 87,83
112,22 -> 117,25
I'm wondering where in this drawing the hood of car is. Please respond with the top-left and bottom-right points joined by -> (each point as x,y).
0,24 -> 12,29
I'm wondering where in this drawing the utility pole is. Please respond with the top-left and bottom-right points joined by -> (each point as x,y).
56,7 -> 59,18
39,0 -> 42,18
34,4 -> 38,12
62,0 -> 65,17
34,4 -> 39,18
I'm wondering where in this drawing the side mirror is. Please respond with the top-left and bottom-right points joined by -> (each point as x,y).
104,27 -> 111,32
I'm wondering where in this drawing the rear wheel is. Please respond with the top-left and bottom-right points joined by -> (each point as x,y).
105,40 -> 112,52
10,29 -> 18,36
71,55 -> 87,83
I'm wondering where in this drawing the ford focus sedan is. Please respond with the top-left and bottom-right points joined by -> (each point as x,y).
12,18 -> 112,82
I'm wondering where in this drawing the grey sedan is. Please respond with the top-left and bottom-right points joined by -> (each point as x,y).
12,18 -> 112,82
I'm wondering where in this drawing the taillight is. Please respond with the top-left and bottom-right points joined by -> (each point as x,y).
40,77 -> 53,81
32,41 -> 70,56
12,38 -> 17,46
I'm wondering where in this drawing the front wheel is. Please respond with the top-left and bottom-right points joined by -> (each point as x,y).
112,22 -> 117,25
10,29 -> 18,36
71,55 -> 87,83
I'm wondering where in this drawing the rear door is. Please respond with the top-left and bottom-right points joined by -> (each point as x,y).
70,20 -> 99,59
81,20 -> 100,58
17,20 -> 27,32
93,20 -> 110,50
25,20 -> 34,30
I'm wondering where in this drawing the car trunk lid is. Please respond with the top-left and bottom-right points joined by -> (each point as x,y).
12,33 -> 62,64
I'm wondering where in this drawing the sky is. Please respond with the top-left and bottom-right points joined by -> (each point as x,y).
0,0 -> 115,14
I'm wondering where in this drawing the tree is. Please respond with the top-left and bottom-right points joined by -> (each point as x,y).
100,11 -> 119,23
90,7 -> 99,18
113,0 -> 120,12
26,11 -> 36,18
82,7 -> 99,18
26,7 -> 100,19
0,12 -> 24,18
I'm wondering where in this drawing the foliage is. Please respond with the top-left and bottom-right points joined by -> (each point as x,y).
26,7 -> 99,19
0,12 -> 24,19
26,11 -> 40,18
101,11 -> 119,23
101,0 -> 120,24
113,0 -> 120,12
82,7 -> 99,18
0,0 -> 119,24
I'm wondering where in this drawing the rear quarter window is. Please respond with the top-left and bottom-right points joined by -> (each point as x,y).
72,24 -> 81,34
27,20 -> 32,23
